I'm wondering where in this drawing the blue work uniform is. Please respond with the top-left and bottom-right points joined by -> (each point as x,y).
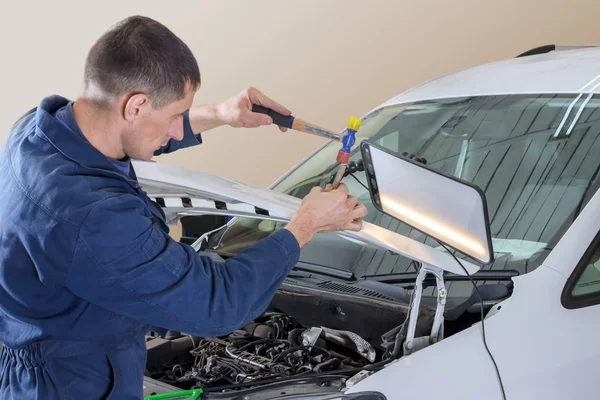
0,95 -> 301,399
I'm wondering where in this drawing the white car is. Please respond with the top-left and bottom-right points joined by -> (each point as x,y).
140,45 -> 600,400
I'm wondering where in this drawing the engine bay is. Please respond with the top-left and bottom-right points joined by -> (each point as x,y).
146,312 -> 381,391
144,276 -> 508,396
144,280 -> 434,395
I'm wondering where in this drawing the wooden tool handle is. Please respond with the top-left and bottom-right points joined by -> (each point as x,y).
251,104 -> 341,141
331,164 -> 346,189
291,118 -> 341,141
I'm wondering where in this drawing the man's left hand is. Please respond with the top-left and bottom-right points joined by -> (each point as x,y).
216,87 -> 291,132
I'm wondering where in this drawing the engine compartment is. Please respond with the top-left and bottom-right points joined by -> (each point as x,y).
147,313 -> 381,390
144,282 -> 433,394
143,275 -> 512,398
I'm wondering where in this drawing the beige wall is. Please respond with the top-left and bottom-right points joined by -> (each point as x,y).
1,0 -> 599,190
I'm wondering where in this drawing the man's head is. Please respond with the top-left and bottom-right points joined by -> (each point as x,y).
82,15 -> 200,160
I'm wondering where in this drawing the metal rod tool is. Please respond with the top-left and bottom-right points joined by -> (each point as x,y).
252,105 -> 341,141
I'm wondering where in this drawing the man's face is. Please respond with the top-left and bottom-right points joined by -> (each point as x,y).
122,85 -> 196,161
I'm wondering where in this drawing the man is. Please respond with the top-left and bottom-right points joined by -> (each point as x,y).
0,15 -> 367,399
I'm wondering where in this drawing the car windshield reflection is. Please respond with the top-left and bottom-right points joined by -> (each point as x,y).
211,94 -> 600,294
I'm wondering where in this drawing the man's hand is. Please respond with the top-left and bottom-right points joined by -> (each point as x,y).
285,183 -> 368,248
216,87 -> 291,132
187,87 -> 292,134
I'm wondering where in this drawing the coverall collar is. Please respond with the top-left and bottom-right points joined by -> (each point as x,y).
34,95 -> 139,186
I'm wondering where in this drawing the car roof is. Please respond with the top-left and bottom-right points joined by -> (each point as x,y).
376,47 -> 600,110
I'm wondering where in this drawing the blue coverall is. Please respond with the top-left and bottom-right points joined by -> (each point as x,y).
0,95 -> 301,399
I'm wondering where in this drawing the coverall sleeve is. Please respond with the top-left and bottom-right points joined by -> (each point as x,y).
153,111 -> 202,156
65,194 -> 301,337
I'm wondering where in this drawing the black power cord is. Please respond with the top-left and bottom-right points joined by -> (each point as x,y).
334,153 -> 426,190
437,240 -> 507,400
349,173 -> 369,191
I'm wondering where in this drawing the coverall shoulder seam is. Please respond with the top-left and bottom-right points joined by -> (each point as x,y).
5,138 -> 79,229
64,205 -> 96,279
63,194 -> 134,277
139,241 -> 180,278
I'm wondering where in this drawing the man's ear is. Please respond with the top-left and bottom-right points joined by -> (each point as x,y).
123,93 -> 149,122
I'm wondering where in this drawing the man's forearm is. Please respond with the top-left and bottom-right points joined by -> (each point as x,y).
285,209 -> 317,248
187,104 -> 227,133
187,87 -> 288,134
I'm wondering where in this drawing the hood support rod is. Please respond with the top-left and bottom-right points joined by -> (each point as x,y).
403,263 -> 446,356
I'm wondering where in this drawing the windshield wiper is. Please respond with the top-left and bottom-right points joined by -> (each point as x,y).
361,269 -> 519,284
292,261 -> 355,280
210,248 -> 355,281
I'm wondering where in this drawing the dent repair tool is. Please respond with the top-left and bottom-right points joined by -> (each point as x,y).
331,116 -> 361,189
251,105 -> 341,141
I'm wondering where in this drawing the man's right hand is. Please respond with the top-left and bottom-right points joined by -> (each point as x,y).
285,183 -> 368,248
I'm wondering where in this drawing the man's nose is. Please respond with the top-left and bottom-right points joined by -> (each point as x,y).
166,123 -> 184,141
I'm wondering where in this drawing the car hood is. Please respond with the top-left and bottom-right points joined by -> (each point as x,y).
133,160 -> 481,276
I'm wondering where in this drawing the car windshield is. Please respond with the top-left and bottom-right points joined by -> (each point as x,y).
210,94 -> 600,285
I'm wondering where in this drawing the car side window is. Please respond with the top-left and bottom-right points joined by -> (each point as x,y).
571,251 -> 600,297
562,231 -> 600,309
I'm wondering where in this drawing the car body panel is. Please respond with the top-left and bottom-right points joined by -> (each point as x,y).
346,266 -> 569,399
346,162 -> 600,399
541,183 -> 600,277
133,160 -> 481,275
372,48 -> 600,113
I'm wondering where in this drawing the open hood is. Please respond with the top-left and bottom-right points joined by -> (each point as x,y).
133,160 -> 481,276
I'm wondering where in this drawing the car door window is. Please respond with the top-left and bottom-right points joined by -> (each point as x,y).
562,231 -> 600,309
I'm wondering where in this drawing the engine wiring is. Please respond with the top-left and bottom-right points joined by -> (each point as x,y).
151,313 -> 387,392
201,358 -> 392,393
436,240 -> 508,400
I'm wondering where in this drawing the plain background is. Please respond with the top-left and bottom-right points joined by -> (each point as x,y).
3,1 -> 600,241
2,1 -> 600,187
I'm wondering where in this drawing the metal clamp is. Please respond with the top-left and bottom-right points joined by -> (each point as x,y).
403,263 -> 446,355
